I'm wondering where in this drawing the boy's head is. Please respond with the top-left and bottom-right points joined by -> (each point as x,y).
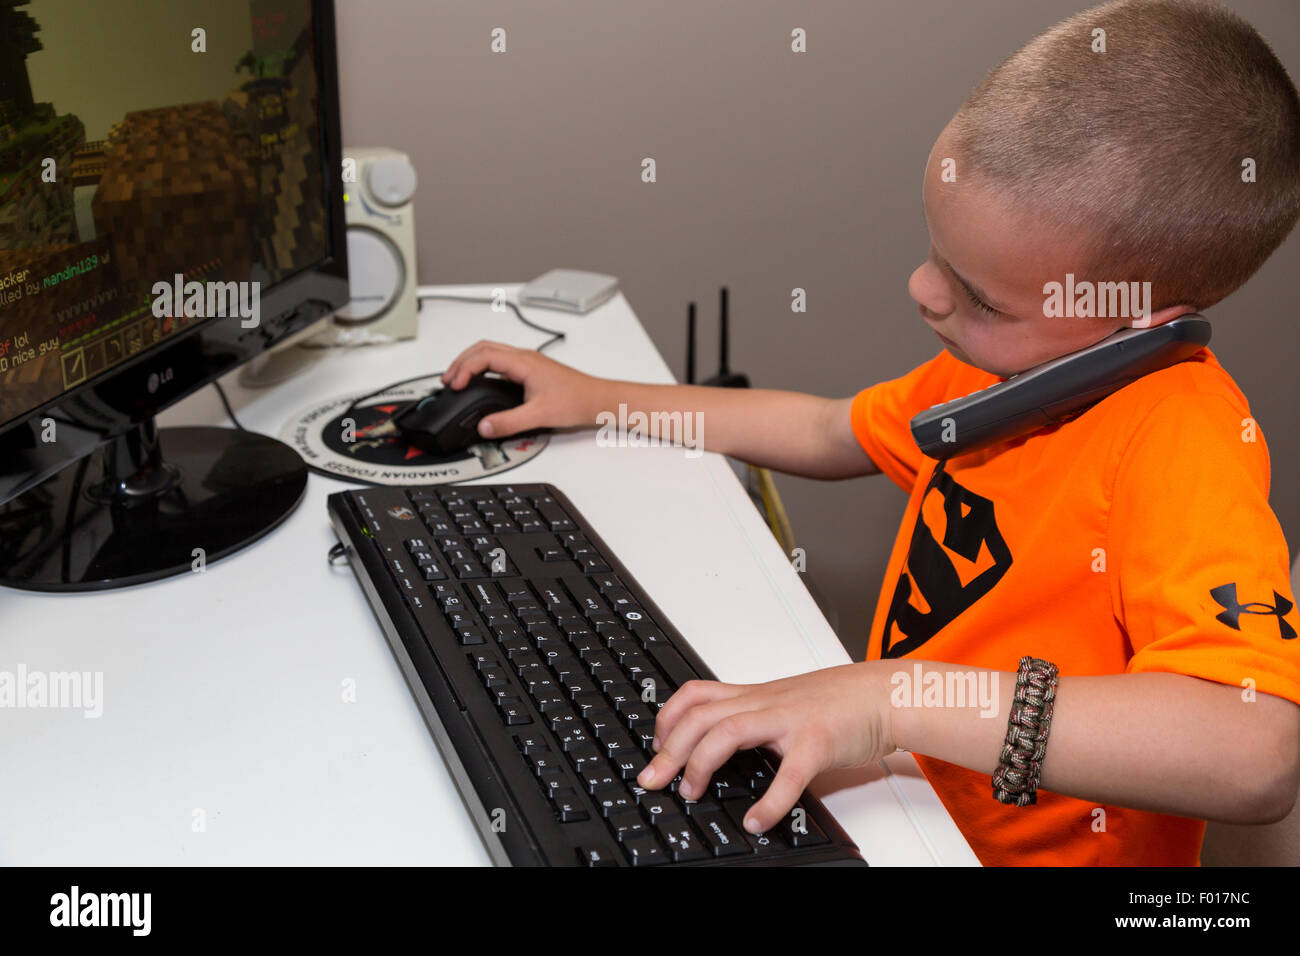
910,0 -> 1300,377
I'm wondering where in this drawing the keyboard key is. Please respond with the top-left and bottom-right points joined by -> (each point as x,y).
654,816 -> 710,863
518,611 -> 551,632
581,765 -> 620,794
456,625 -> 486,646
608,812 -> 648,843
529,751 -> 563,777
731,750 -> 775,793
572,747 -> 605,773
602,587 -> 636,610
577,844 -> 619,867
591,572 -> 624,593
606,684 -> 638,708
534,581 -> 568,609
593,786 -> 634,818
515,733 -> 547,755
624,835 -> 666,866
615,701 -> 654,727
600,731 -> 636,758
500,637 -> 531,658
490,619 -> 524,641
613,753 -> 648,781
711,769 -> 749,801
551,789 -> 588,823
536,501 -> 575,532
629,620 -> 669,647
722,799 -> 787,855
497,697 -> 531,725
778,808 -> 830,847
694,808 -> 751,857
637,791 -> 676,817
466,581 -> 502,611
550,712 -> 581,735
454,561 -> 487,580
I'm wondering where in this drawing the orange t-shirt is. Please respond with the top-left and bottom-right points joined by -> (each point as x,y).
851,346 -> 1300,866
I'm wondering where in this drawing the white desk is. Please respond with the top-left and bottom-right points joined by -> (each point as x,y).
0,284 -> 978,866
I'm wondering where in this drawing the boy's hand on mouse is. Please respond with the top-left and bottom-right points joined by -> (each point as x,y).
442,340 -> 611,439
637,661 -> 895,834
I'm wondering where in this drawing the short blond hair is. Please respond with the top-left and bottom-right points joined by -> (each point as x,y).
950,0 -> 1300,310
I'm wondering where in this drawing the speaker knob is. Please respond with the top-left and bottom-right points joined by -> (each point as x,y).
366,155 -> 417,207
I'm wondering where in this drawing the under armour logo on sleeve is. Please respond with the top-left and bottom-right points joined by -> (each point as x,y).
1210,583 -> 1297,640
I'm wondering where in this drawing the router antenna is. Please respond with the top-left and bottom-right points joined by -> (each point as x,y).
719,286 -> 730,375
686,301 -> 696,384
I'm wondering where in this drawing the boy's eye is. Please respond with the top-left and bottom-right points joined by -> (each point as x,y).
960,282 -> 999,316
936,255 -> 1001,316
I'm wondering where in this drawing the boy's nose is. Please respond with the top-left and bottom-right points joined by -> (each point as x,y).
908,260 -> 953,318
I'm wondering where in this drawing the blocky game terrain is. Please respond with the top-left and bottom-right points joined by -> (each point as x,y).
0,0 -> 327,426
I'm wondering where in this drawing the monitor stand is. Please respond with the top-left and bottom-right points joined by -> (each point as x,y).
0,420 -> 308,592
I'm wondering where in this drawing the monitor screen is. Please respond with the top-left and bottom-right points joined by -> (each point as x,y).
0,0 -> 333,432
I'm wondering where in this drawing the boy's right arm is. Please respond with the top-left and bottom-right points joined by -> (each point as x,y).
442,340 -> 881,480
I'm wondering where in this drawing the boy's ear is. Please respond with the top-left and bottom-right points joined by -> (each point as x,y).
1130,304 -> 1199,329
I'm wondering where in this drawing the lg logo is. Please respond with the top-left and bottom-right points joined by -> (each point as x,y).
147,367 -> 174,394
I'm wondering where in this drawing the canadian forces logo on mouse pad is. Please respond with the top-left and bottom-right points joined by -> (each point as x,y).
279,377 -> 548,486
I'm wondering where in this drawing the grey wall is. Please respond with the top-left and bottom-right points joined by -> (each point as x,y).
335,0 -> 1300,658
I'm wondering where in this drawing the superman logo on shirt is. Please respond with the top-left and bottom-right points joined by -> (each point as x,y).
882,463 -> 1013,658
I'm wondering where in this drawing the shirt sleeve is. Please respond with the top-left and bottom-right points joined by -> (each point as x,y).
1109,390 -> 1300,705
849,350 -> 989,491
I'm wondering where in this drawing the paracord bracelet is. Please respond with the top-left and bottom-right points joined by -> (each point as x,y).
992,656 -> 1059,806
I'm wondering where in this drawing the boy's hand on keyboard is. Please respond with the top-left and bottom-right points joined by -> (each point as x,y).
637,662 -> 895,835
443,340 -> 612,438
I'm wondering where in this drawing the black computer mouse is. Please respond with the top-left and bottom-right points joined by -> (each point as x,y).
392,374 -> 526,455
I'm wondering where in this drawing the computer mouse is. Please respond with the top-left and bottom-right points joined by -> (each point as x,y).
392,374 -> 526,455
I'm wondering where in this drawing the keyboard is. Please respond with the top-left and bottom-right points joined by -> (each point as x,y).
327,482 -> 866,867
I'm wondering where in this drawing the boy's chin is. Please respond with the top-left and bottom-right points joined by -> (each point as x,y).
943,342 -> 1015,379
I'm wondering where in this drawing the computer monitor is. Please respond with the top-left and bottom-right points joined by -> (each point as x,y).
0,0 -> 348,591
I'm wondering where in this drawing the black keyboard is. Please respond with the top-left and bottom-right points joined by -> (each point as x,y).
327,482 -> 866,867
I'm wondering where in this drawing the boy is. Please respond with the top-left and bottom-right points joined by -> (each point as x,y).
442,0 -> 1300,865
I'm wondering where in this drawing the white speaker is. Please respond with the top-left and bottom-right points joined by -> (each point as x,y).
240,147 -> 419,385
307,146 -> 419,346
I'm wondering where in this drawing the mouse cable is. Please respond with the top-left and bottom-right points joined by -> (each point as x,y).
416,293 -> 566,353
344,293 -> 565,415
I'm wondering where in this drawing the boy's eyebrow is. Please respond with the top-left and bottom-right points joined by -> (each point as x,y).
935,252 -> 1012,313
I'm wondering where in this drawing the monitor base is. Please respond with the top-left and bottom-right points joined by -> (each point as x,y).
0,425 -> 307,592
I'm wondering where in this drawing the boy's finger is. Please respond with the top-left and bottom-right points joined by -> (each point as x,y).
477,403 -> 539,440
743,750 -> 822,835
637,697 -> 746,790
443,340 -> 494,386
650,679 -> 738,750
447,342 -> 522,389
677,711 -> 773,802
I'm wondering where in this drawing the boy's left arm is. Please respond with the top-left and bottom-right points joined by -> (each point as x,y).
640,661 -> 1300,834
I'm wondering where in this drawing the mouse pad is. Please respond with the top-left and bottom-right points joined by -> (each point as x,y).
278,377 -> 548,485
